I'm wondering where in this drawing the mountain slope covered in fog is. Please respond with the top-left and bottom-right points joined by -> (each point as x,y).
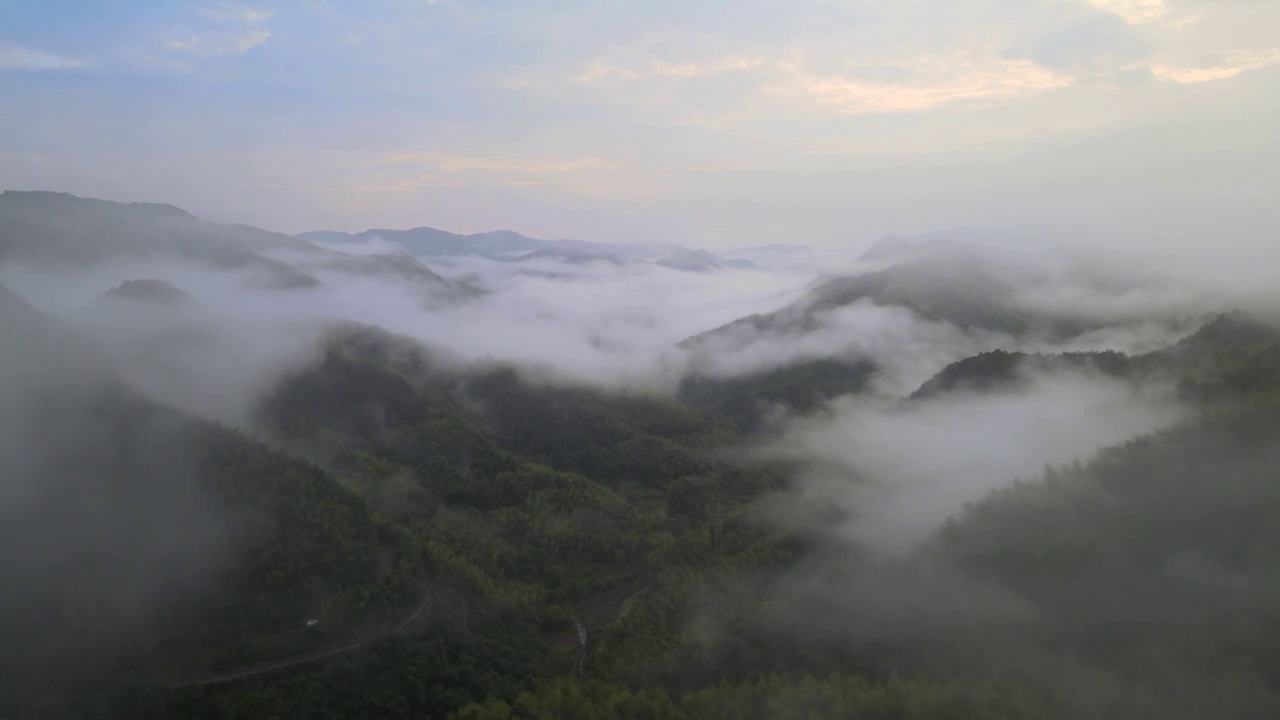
7,191 -> 1280,720
908,310 -> 1280,401
0,191 -> 323,289
684,244 -> 1200,352
302,226 -> 544,258
0,285 -> 418,705
306,224 -> 756,271
0,191 -> 471,298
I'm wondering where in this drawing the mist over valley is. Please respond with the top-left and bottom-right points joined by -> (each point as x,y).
2,187 -> 1280,719
4,1 -> 1280,715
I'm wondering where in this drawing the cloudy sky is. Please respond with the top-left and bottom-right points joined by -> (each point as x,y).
2,0 -> 1277,249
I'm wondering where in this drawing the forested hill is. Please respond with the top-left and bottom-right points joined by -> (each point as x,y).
0,191 -> 466,297
677,357 -> 878,431
681,248 -> 1105,353
11,244 -> 1280,719
2,297 -> 795,717
0,288 -> 422,713
906,310 -> 1280,401
0,191 -> 320,289
456,392 -> 1280,720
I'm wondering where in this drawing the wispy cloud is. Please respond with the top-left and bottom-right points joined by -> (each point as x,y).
1151,48 -> 1280,84
202,5 -> 273,26
578,55 -> 765,84
165,3 -> 273,56
764,57 -> 1073,115
1087,0 -> 1168,25
433,155 -> 624,175
231,28 -> 272,54
166,35 -> 201,51
571,47 -> 1074,117
0,44 -> 81,70
349,176 -> 447,194
351,153 -> 627,193
555,0 -> 1274,128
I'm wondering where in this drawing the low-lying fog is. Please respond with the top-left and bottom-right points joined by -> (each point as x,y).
0,225 -> 1256,557
767,371 -> 1188,555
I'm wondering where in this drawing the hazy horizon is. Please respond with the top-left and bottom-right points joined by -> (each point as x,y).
0,186 -> 898,254
3,1 -> 1279,251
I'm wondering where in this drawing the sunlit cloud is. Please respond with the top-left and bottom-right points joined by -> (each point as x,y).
765,57 -> 1073,115
577,61 -> 641,83
572,47 -> 1074,117
1087,0 -> 1167,25
1151,48 -> 1280,84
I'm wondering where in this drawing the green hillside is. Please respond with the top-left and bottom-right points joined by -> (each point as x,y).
8,198 -> 1280,719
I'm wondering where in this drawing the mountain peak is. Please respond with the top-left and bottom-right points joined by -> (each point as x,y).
658,248 -> 720,272
1177,310 -> 1280,352
857,234 -> 920,262
0,190 -> 193,219
857,233 -> 967,263
101,279 -> 197,306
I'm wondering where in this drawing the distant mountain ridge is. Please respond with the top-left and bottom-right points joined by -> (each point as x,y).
681,244 -> 1099,352
857,233 -> 963,262
302,226 -> 757,271
0,191 -> 473,299
101,278 -> 197,307
300,226 -> 543,258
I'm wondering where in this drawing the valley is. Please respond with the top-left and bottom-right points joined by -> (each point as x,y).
3,193 -> 1280,720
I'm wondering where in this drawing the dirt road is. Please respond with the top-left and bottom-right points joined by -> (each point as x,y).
188,586 -> 432,687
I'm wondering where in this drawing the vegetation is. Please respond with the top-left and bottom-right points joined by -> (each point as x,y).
908,348 -> 1131,399
683,249 -> 1115,351
679,358 -> 877,431
10,251 -> 1280,719
456,675 -> 1043,720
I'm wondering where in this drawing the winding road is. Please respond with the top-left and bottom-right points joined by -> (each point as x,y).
188,587 -> 432,687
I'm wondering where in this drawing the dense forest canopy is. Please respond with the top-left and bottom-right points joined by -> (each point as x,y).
4,193 -> 1280,719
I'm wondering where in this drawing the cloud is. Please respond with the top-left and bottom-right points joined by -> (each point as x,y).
165,3 -> 273,56
686,298 -> 1013,397
1011,10 -> 1153,82
166,35 -> 202,51
5,0 -> 1280,250
1151,48 -> 1280,83
202,4 -> 273,25
0,44 -> 81,70
0,239 -> 817,410
230,29 -> 272,54
578,54 -> 766,84
361,152 -> 628,191
424,154 -> 625,175
577,61 -> 642,83
312,236 -> 410,255
767,371 -> 1186,555
527,0 -> 1277,138
571,43 -> 1077,116
764,57 -> 1072,115
1087,0 -> 1169,25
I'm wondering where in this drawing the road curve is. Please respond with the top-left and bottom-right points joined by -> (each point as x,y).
189,587 -> 432,687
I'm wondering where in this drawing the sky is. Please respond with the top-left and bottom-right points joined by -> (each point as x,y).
2,0 -> 1278,250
